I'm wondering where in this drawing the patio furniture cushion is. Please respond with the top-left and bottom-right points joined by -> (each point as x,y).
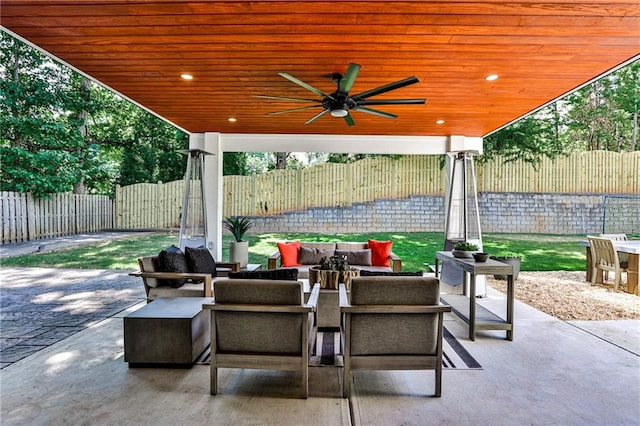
336,249 -> 372,266
157,245 -> 188,288
277,241 -> 301,266
184,246 -> 217,279
368,239 -> 393,267
228,268 -> 299,280
359,270 -> 423,277
214,280 -> 306,353
298,247 -> 334,264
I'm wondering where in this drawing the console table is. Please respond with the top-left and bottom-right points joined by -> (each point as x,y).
435,251 -> 515,341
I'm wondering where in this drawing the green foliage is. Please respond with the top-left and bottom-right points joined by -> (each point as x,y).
223,152 -> 248,175
223,216 -> 254,242
318,255 -> 351,271
2,232 -> 588,272
1,32 -> 188,197
453,241 -> 479,251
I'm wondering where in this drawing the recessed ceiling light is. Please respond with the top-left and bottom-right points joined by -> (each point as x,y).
485,74 -> 499,81
180,73 -> 194,80
228,117 -> 237,122
436,119 -> 445,124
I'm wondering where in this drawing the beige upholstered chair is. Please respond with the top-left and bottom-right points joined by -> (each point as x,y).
588,236 -> 627,291
339,276 -> 451,398
131,256 -> 240,302
205,279 -> 320,398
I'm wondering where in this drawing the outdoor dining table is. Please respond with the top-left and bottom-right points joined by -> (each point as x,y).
579,239 -> 640,295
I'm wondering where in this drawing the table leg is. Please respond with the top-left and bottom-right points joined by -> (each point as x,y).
506,274 -> 514,341
585,247 -> 592,282
627,253 -> 639,295
435,259 -> 440,278
469,273 -> 476,341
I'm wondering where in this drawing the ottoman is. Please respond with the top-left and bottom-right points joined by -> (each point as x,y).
124,297 -> 213,367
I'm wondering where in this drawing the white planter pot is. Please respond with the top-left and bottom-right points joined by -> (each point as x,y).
229,241 -> 248,268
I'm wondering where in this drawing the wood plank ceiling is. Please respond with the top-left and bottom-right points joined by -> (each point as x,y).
1,1 -> 639,137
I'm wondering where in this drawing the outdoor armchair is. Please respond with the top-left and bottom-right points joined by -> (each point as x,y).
204,279 -> 320,398
339,276 -> 451,398
131,256 -> 240,301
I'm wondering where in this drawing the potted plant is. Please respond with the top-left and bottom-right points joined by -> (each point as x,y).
490,251 -> 525,281
452,241 -> 479,259
309,255 -> 359,290
223,216 -> 254,268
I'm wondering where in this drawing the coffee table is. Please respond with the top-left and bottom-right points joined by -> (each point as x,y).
302,279 -> 345,328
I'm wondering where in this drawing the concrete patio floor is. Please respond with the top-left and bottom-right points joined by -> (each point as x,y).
0,267 -> 639,425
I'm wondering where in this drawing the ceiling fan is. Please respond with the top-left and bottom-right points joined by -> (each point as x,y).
252,63 -> 426,126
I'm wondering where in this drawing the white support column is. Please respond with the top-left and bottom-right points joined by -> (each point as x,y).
199,132 -> 223,261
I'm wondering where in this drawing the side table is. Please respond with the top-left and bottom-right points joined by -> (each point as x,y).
435,251 -> 515,341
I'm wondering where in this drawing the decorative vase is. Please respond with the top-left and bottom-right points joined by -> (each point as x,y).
309,267 -> 360,290
452,249 -> 474,259
229,240 -> 248,268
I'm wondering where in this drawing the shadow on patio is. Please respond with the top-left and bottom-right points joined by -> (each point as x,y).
0,268 -> 638,425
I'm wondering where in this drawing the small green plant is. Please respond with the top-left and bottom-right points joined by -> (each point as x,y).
318,255 -> 351,271
453,241 -> 479,251
223,216 -> 254,242
492,251 -> 526,261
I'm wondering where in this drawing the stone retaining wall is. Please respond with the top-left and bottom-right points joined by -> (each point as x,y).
248,192 -> 639,235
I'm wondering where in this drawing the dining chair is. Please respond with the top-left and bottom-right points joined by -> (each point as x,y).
587,236 -> 627,291
599,233 -> 629,267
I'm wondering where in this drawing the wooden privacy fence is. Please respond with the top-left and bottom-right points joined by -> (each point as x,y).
1,192 -> 113,244
4,151 -> 636,240
113,150 -> 639,229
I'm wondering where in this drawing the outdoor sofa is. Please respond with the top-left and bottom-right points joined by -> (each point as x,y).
268,241 -> 402,279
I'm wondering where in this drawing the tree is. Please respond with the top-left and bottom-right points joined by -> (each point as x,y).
223,152 -> 248,175
1,35 -> 82,197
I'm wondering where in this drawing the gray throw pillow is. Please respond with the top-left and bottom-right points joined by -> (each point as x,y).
336,249 -> 372,266
298,247 -> 334,265
228,269 -> 299,281
157,245 -> 188,288
185,246 -> 217,279
359,270 -> 423,277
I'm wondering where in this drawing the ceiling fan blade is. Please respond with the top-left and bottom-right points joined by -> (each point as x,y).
358,99 -> 426,105
352,76 -> 420,100
252,95 -> 322,103
343,113 -> 355,126
278,72 -> 335,100
266,105 -> 324,116
338,63 -> 361,96
354,106 -> 398,119
304,108 -> 330,125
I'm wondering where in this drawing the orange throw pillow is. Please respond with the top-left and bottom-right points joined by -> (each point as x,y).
368,239 -> 392,267
277,241 -> 301,267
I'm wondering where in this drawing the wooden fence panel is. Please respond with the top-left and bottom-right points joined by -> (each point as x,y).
0,192 -> 113,244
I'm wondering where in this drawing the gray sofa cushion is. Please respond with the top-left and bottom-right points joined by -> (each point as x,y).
336,249 -> 372,266
157,245 -> 188,288
215,279 -> 303,305
214,280 -> 305,354
359,270 -> 422,277
350,276 -> 440,305
349,276 -> 441,356
298,247 -> 334,265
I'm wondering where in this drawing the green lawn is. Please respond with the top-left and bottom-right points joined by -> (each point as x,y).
1,231 -> 595,272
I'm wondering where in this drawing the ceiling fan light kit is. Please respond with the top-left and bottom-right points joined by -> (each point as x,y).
253,63 -> 426,126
